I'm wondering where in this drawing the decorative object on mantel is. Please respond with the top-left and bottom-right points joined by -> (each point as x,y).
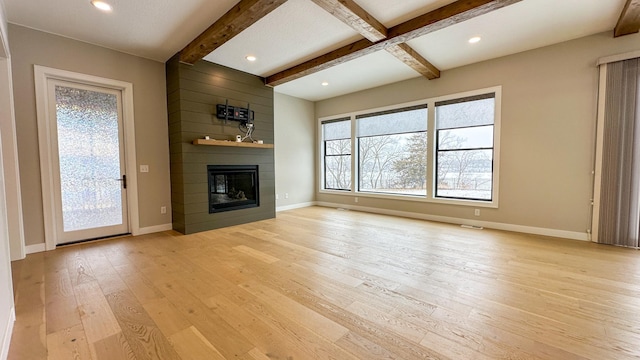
193,138 -> 274,149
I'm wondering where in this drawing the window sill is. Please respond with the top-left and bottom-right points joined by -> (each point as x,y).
318,189 -> 498,208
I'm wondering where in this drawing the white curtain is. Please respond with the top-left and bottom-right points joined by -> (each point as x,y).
598,58 -> 640,248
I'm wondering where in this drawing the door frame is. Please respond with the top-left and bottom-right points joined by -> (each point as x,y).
34,65 -> 139,250
590,63 -> 607,243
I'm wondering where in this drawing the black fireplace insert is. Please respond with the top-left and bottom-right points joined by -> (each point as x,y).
207,165 -> 259,213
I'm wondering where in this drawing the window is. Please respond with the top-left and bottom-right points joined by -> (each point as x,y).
356,105 -> 427,195
435,94 -> 495,201
322,118 -> 351,190
319,87 -> 500,207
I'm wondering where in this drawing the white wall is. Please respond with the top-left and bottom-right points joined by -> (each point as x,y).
0,0 -> 16,358
274,93 -> 316,210
315,31 -> 640,239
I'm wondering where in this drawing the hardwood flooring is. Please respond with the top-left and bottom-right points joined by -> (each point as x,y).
8,206 -> 640,359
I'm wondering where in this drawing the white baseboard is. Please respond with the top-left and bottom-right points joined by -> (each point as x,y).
10,248 -> 25,262
1,307 -> 15,360
25,243 -> 46,255
136,223 -> 173,236
24,224 -> 173,254
276,201 -> 316,212
315,202 -> 589,241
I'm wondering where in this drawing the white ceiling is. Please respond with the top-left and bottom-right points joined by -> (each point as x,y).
3,0 -> 626,101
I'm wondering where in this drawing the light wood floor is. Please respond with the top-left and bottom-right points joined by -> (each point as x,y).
8,206 -> 640,359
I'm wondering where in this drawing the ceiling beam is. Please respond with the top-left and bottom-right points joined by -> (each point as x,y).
309,0 -> 387,41
179,0 -> 287,64
386,43 -> 440,79
266,0 -> 520,86
614,0 -> 640,37
311,0 -> 440,81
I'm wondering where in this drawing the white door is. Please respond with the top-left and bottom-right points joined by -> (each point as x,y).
47,79 -> 129,244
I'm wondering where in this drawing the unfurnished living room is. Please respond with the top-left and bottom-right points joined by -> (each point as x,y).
1,0 -> 640,359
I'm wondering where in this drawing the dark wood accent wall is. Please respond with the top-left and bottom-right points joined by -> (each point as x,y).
166,55 -> 275,234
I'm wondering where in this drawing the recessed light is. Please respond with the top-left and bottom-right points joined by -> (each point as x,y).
91,0 -> 112,12
468,36 -> 481,44
321,81 -> 329,86
245,55 -> 257,62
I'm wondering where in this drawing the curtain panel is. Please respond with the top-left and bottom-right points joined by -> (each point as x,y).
598,58 -> 640,248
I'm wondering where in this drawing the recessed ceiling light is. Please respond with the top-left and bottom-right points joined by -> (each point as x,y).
245,55 -> 257,62
91,0 -> 112,12
468,36 -> 482,44
321,81 -> 329,86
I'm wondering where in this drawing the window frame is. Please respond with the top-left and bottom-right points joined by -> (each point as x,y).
318,86 -> 501,208
434,93 -> 497,202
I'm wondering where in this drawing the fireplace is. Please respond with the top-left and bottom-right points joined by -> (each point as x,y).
207,165 -> 259,213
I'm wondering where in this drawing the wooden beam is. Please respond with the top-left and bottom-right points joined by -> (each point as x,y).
614,0 -> 640,37
266,38 -> 378,86
266,0 -> 520,86
311,0 -> 439,80
309,0 -> 387,41
386,43 -> 440,80
179,0 -> 287,64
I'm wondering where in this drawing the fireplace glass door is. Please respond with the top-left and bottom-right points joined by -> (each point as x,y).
208,165 -> 259,213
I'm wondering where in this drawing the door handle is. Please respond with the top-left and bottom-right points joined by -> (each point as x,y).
115,174 -> 127,189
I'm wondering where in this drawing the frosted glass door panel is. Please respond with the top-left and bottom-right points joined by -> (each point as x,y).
50,81 -> 128,243
55,85 -> 122,231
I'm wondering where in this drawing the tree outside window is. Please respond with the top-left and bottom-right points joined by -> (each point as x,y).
356,105 -> 427,196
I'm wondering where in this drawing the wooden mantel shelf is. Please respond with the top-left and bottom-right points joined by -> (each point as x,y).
192,138 -> 274,149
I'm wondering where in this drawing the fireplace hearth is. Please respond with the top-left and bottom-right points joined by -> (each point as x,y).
207,165 -> 259,213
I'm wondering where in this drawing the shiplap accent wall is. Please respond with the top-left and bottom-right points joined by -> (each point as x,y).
166,55 -> 275,234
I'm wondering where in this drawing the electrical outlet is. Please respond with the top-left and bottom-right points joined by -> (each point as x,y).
285,193 -> 289,199
140,165 -> 149,173
474,209 -> 480,216
161,206 -> 167,214
355,197 -> 359,203
276,194 -> 279,200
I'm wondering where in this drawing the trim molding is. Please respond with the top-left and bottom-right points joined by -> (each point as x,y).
597,50 -> 640,66
25,243 -> 46,255
1,307 -> 15,360
276,202 -> 316,212
0,1 -> 9,58
136,223 -> 173,235
590,63 -> 608,243
315,202 -> 589,241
